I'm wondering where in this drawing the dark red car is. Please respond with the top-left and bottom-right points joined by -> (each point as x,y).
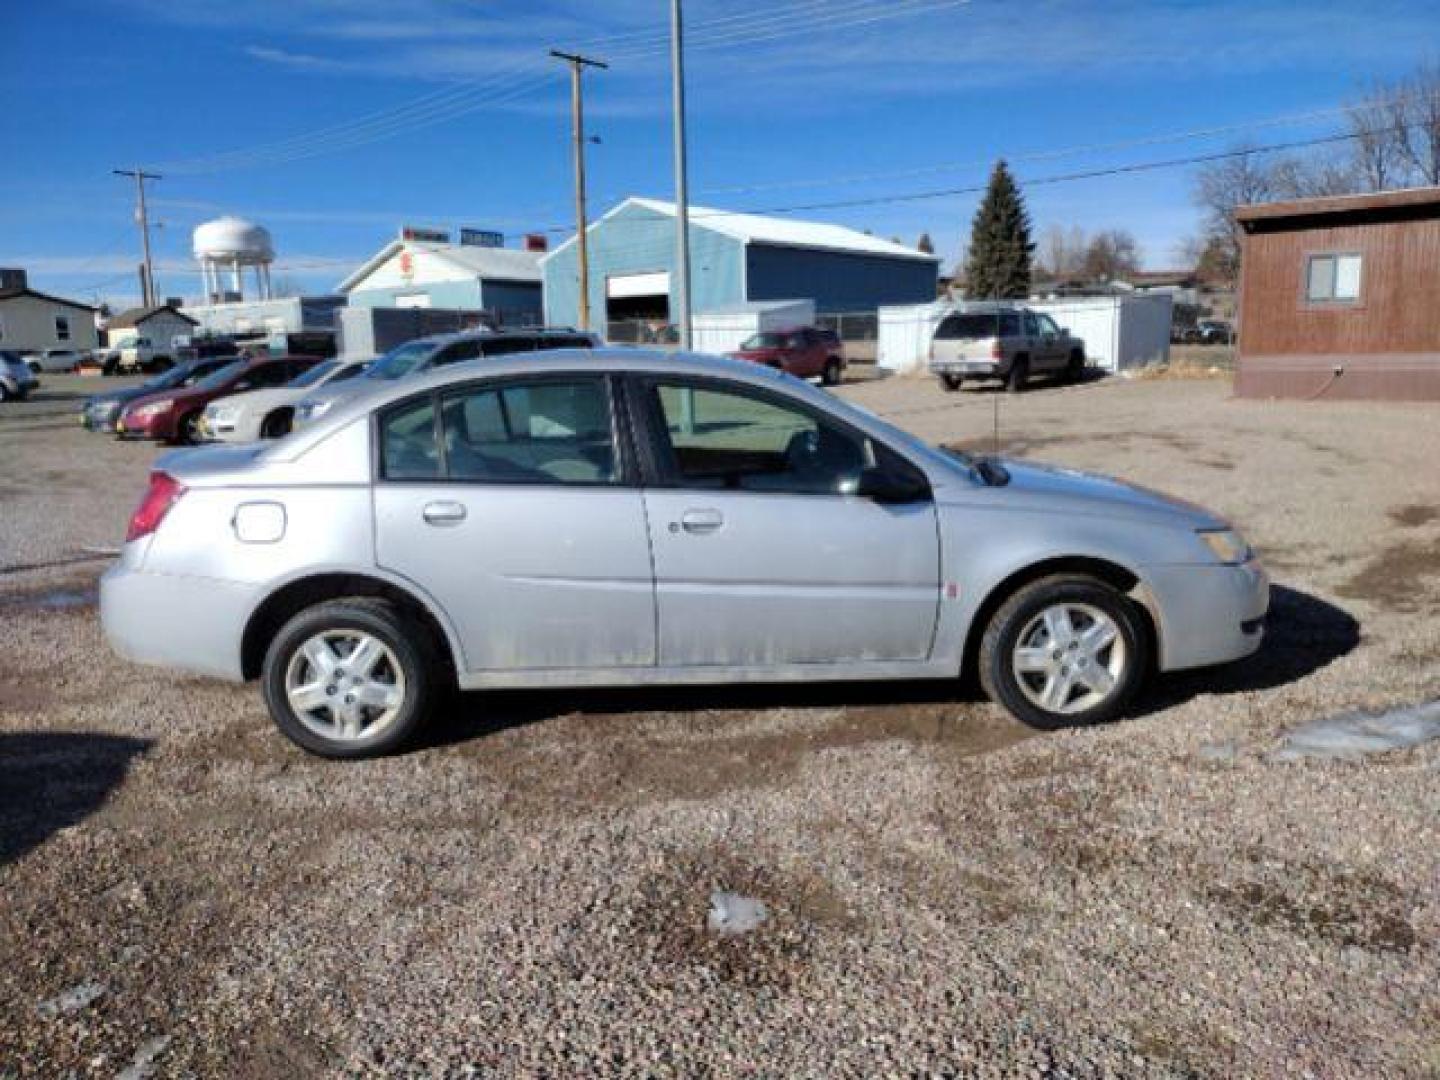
728,326 -> 845,385
116,355 -> 322,443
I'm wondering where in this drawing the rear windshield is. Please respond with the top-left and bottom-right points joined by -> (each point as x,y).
935,312 -> 1016,340
739,333 -> 788,350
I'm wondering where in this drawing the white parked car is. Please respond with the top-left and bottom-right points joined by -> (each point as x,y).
202,358 -> 369,442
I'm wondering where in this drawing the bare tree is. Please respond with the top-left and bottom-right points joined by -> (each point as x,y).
1037,224 -> 1087,280
1081,229 -> 1141,281
1269,155 -> 1358,199
1387,60 -> 1440,184
1191,148 -> 1278,287
1348,87 -> 1404,191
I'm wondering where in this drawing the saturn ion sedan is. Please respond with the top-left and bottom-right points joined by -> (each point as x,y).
101,349 -> 1268,758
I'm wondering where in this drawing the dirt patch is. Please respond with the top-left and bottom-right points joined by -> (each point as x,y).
0,571 -> 100,613
1205,866 -> 1416,955
1337,541 -> 1440,612
1389,504 -> 1438,528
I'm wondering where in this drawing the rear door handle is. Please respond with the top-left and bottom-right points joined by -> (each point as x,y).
677,508 -> 724,535
422,500 -> 467,526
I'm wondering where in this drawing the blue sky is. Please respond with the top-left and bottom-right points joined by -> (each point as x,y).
3,0 -> 1438,307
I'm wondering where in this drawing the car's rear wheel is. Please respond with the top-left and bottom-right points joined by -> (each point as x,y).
1006,357 -> 1029,393
26,361 -> 41,375
978,574 -> 1148,730
821,358 -> 842,386
938,374 -> 963,392
261,599 -> 436,759
1067,349 -> 1085,382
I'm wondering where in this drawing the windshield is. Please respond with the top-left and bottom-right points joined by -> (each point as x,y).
367,340 -> 438,381
143,363 -> 198,390
193,359 -> 248,391
739,333 -> 788,350
287,360 -> 338,388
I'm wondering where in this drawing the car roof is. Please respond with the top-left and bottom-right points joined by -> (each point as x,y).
401,327 -> 597,350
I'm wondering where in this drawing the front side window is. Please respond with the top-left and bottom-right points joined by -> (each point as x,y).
54,315 -> 71,341
1306,253 -> 1362,303
1038,313 -> 1061,335
651,382 -> 872,495
432,339 -> 483,366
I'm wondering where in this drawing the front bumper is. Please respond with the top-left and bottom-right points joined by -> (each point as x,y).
101,561 -> 254,681
1142,558 -> 1269,672
115,410 -> 175,439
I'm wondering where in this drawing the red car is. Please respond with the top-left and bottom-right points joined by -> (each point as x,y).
728,326 -> 845,385
116,355 -> 322,443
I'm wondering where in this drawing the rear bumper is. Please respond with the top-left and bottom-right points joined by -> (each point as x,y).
931,360 -> 1003,376
101,561 -> 254,681
1142,559 -> 1270,671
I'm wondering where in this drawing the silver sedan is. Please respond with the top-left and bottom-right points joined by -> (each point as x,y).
101,349 -> 1268,758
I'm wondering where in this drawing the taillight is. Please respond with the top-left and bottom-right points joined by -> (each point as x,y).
127,472 -> 186,542
991,340 -> 1004,359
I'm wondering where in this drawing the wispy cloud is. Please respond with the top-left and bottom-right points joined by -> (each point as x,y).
243,45 -> 350,73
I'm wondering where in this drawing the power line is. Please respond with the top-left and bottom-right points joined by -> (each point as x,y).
150,0 -> 968,175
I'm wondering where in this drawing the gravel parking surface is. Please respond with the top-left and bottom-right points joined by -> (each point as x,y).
2,373 -> 1437,1077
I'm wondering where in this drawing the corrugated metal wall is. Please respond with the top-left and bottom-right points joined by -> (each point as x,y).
347,281 -> 483,310
746,245 -> 937,310
544,201 -> 745,328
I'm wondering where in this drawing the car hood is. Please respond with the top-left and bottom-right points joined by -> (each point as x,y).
943,457 -> 1226,529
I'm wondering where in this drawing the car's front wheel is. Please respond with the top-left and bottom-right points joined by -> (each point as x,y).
821,358 -> 842,386
978,574 -> 1149,730
938,374 -> 963,392
261,599 -> 436,758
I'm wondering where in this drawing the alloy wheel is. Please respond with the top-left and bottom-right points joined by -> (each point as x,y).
1011,602 -> 1126,715
284,629 -> 407,743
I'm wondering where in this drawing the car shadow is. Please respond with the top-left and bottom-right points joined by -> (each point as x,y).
0,732 -> 153,866
956,366 -> 1107,394
415,583 -> 1357,750
1136,583 -> 1360,716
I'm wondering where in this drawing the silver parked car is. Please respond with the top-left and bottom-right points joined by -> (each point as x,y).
102,349 -> 1267,758
291,328 -> 601,431
930,303 -> 1086,392
0,350 -> 40,400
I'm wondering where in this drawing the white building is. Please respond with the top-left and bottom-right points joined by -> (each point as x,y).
104,304 -> 197,353
0,269 -> 98,353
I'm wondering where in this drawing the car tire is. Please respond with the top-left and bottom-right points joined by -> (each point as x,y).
260,409 -> 293,439
978,574 -> 1149,731
821,358 -> 842,387
176,411 -> 203,445
0,383 -> 10,403
1067,349 -> 1085,383
26,361 -> 41,375
261,598 -> 437,759
1006,357 -> 1029,393
938,374 -> 963,392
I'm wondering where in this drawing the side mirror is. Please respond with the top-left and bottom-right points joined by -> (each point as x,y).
856,465 -> 930,504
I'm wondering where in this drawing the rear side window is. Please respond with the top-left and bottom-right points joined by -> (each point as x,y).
432,340 -> 483,366
440,379 -> 616,485
380,397 -> 441,480
477,337 -> 538,357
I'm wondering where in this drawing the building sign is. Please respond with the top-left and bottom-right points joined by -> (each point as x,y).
400,225 -> 450,244
523,233 -> 549,252
459,227 -> 504,249
399,251 -> 414,281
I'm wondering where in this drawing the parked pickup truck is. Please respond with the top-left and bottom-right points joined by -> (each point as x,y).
930,304 -> 1085,392
109,336 -> 176,375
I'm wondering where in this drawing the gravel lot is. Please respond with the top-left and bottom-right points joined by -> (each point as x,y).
2,371 -> 1437,1077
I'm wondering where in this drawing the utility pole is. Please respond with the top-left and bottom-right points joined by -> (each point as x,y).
114,168 -> 160,306
550,50 -> 607,333
669,0 -> 693,349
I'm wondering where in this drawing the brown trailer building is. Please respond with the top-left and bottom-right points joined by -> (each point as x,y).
1234,186 -> 1440,400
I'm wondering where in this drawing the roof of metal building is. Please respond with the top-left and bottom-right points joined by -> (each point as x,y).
542,197 -> 940,263
1235,185 -> 1440,223
337,240 -> 543,293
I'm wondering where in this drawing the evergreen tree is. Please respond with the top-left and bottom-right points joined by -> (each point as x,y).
964,161 -> 1034,299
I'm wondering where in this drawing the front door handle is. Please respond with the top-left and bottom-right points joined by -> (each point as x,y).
678,508 -> 724,535
422,500 -> 467,526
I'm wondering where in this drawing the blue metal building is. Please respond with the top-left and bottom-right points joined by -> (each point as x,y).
542,197 -> 939,331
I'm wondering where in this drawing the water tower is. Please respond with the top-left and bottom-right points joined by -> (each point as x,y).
193,216 -> 275,303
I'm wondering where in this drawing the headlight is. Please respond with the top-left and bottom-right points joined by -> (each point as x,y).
1198,528 -> 1252,565
131,399 -> 173,419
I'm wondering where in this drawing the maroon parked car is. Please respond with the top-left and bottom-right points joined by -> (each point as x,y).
116,355 -> 322,444
728,326 -> 845,385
